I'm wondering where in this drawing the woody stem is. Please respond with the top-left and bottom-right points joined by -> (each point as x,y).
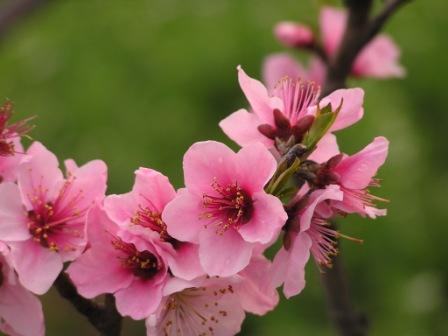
319,1 -> 411,335
54,273 -> 122,336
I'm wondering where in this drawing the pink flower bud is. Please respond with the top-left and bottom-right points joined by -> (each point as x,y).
274,22 -> 314,48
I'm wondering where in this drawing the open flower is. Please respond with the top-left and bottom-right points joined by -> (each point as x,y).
146,277 -> 245,336
272,185 -> 343,298
104,167 -> 203,281
0,141 -> 107,294
219,66 -> 363,149
163,141 -> 287,277
317,137 -> 389,218
67,204 -> 170,320
0,242 -> 45,336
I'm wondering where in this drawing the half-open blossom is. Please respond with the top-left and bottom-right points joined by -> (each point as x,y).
0,100 -> 33,157
272,185 -> 343,298
321,6 -> 405,78
0,141 -> 107,294
274,22 -> 314,48
219,66 -> 363,149
146,277 -> 245,336
104,167 -> 203,281
315,137 -> 389,218
67,204 -> 169,320
163,141 -> 287,277
0,242 -> 44,336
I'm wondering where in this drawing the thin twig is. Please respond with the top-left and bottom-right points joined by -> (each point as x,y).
54,273 -> 122,336
323,0 -> 411,95
366,0 -> 411,40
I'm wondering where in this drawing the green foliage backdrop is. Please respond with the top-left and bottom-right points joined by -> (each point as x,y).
0,0 -> 447,335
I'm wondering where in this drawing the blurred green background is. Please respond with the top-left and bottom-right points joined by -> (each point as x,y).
1,0 -> 447,335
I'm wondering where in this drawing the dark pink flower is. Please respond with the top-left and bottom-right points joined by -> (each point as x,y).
104,167 -> 203,280
0,242 -> 44,336
219,66 -> 363,149
145,277 -> 245,336
0,142 -> 107,294
67,204 -> 169,320
163,141 -> 287,277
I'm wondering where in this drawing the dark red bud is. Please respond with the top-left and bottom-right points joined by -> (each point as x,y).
326,153 -> 344,169
292,115 -> 315,141
273,109 -> 290,131
257,124 -> 276,140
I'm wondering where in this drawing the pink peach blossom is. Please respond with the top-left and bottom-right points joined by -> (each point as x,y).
146,277 -> 245,336
104,167 -> 203,281
326,137 -> 389,218
0,242 -> 45,336
320,6 -> 405,78
273,185 -> 343,298
219,66 -> 363,149
67,204 -> 169,320
274,22 -> 314,48
163,141 -> 287,277
0,141 -> 107,294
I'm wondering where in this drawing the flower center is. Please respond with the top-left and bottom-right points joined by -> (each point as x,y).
258,78 -> 319,144
112,238 -> 161,280
27,203 -> 60,251
202,180 -> 253,234
0,140 -> 15,156
131,206 -> 174,242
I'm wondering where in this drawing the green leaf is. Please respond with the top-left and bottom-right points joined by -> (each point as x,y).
302,101 -> 342,150
267,158 -> 301,197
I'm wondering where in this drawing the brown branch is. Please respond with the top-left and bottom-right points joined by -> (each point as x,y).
320,223 -> 369,336
323,0 -> 411,95
0,0 -> 50,41
54,273 -> 122,336
319,1 -> 411,335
